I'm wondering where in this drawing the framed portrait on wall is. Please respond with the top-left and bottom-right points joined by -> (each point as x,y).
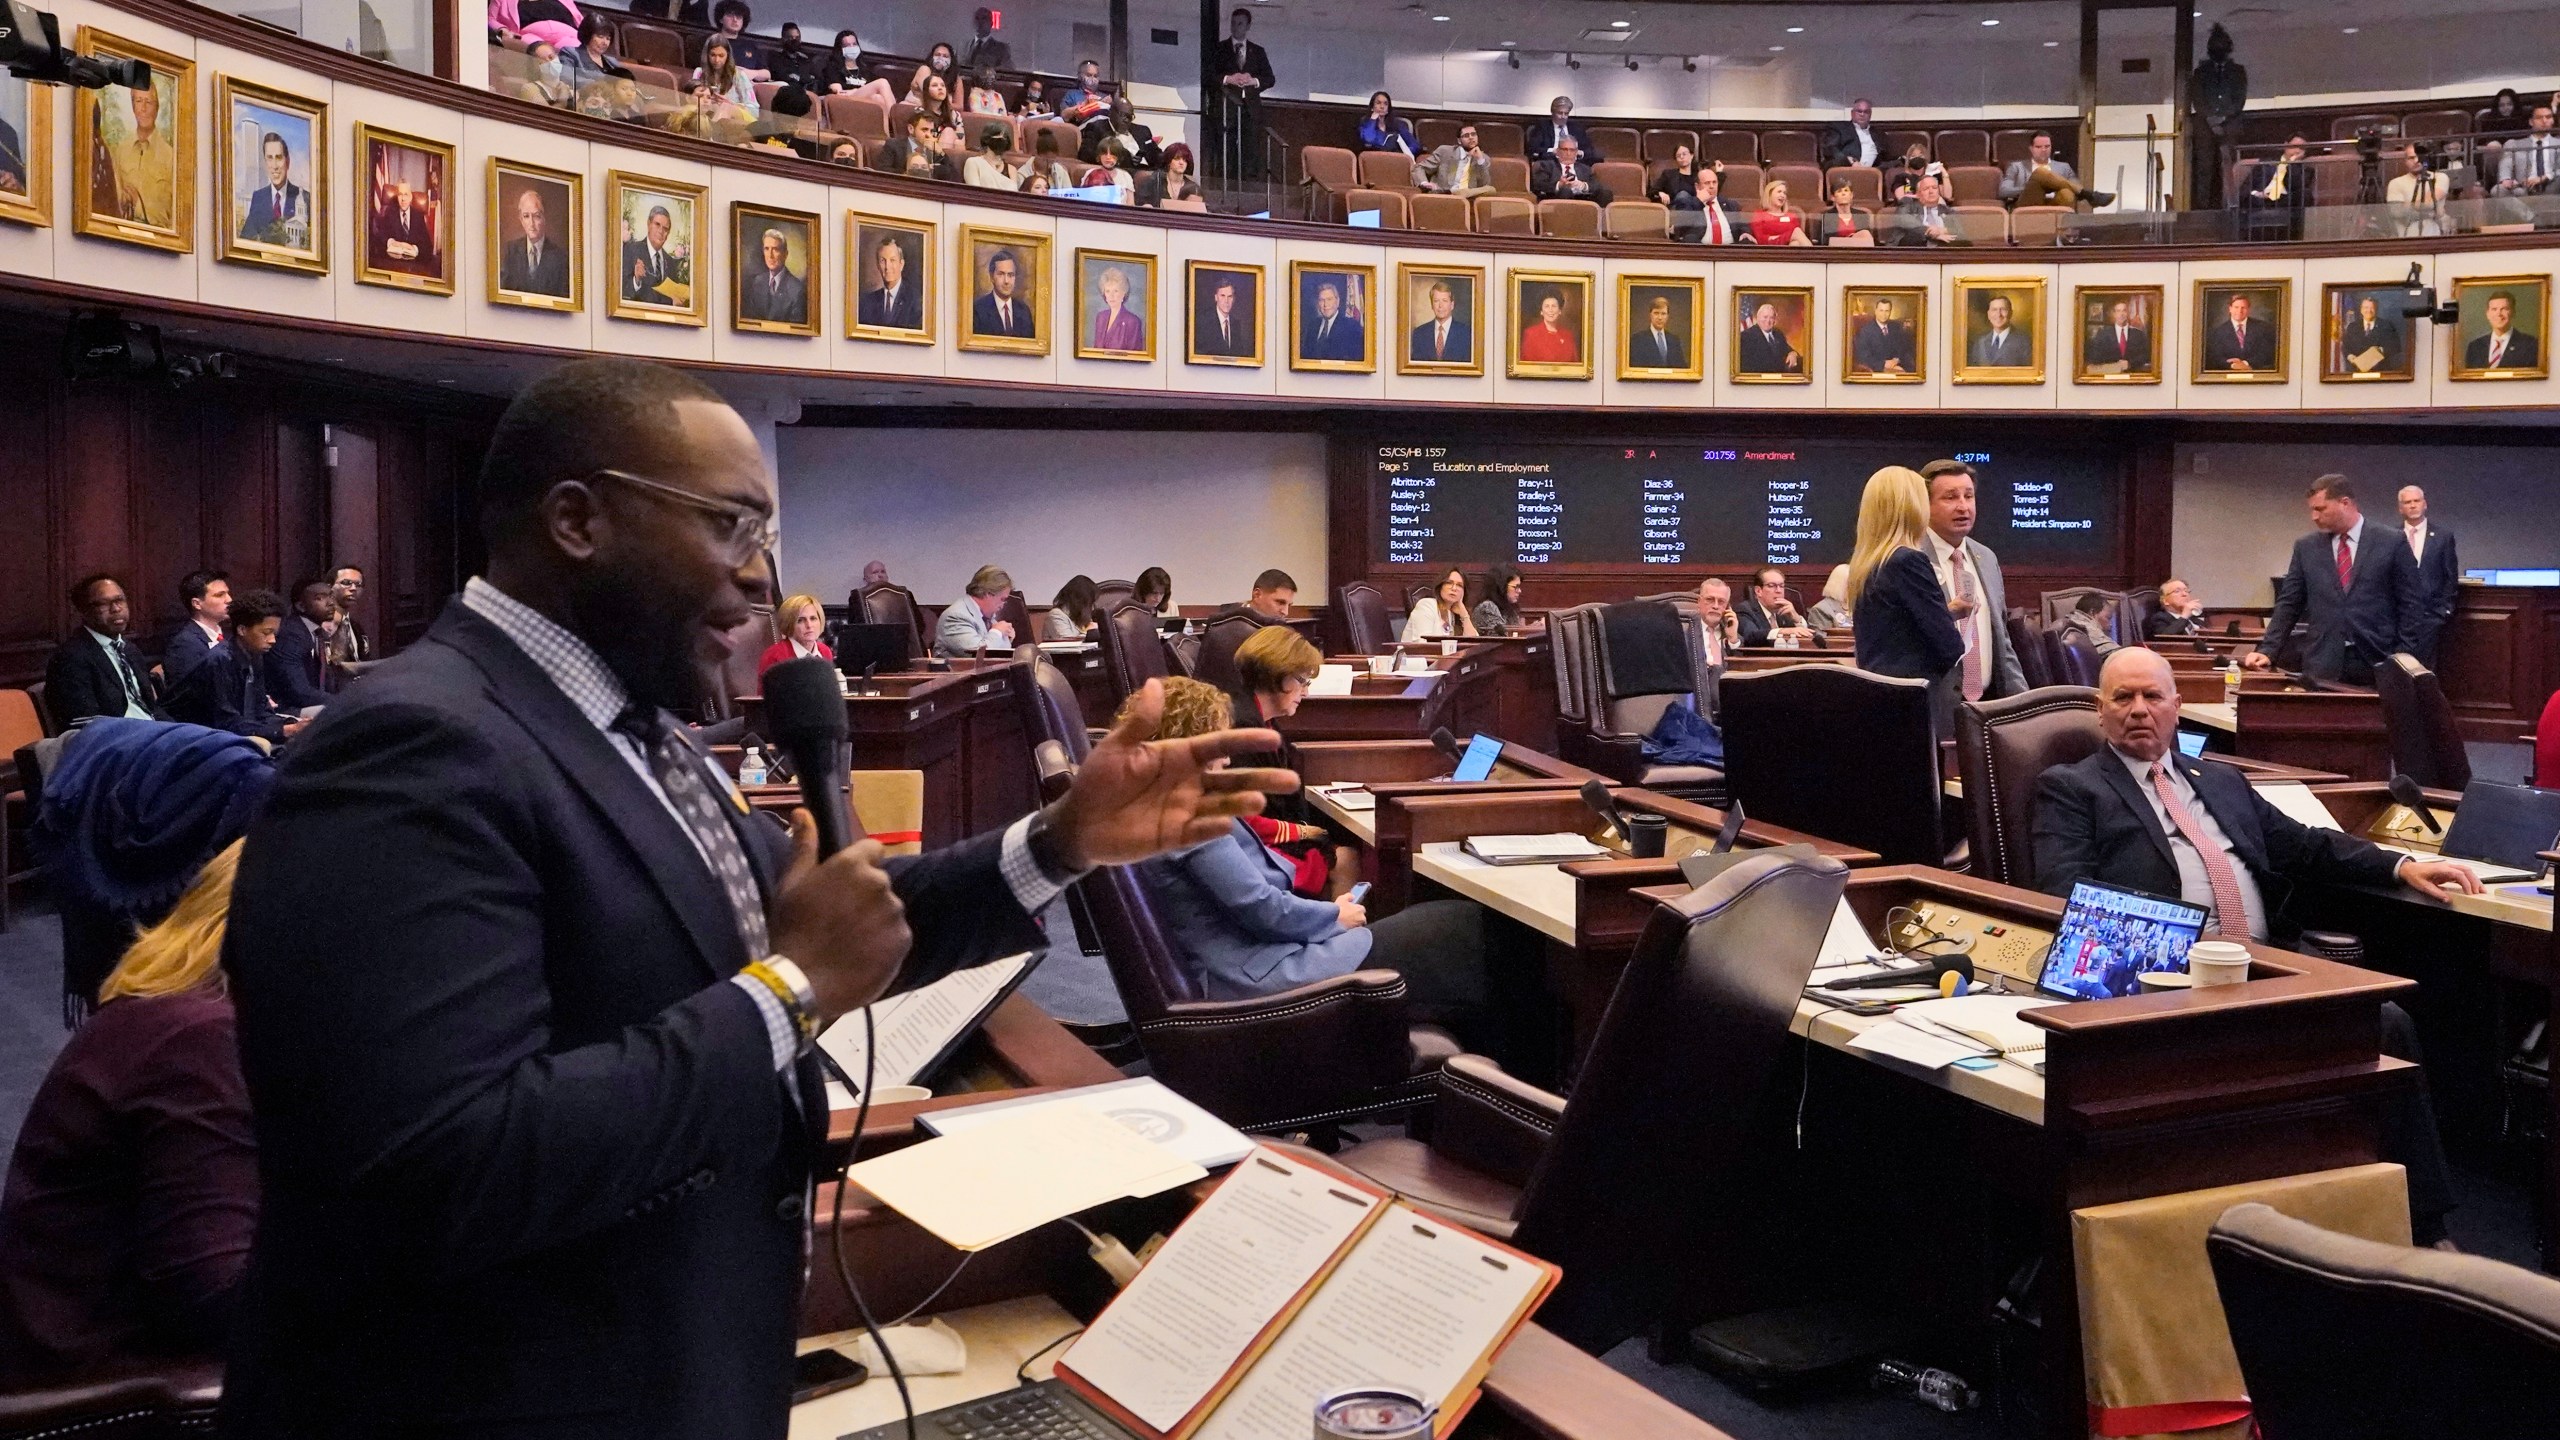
2446,275 -> 2548,381
71,29 -> 193,252
1074,249 -> 1155,362
2191,278 -> 2290,383
2070,285 -> 2162,384
2317,281 -> 2413,383
1730,285 -> 1811,384
846,212 -> 934,344
1289,261 -> 1378,373
1617,275 -> 1704,382
958,225 -> 1048,355
355,125 -> 456,295
1397,263 -> 1483,377
1508,269 -> 1593,380
214,77 -> 325,274
486,159 -> 581,311
1185,260 -> 1263,367
1,73 -> 57,229
1841,285 -> 1926,383
731,202 -> 819,337
603,171 -> 706,324
1951,277 -> 2046,384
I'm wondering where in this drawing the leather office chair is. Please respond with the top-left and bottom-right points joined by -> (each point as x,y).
856,582 -> 925,662
2375,654 -> 2472,792
1011,650 -> 1100,764
1548,602 -> 1721,801
0,1359 -> 221,1439
1096,602 -> 1173,705
1337,583 -> 1396,655
1956,686 -> 2102,888
1721,664 -> 1943,865
992,591 -> 1035,650
2117,586 -> 2161,647
707,603 -> 774,717
1193,610 -> 1277,716
2005,611 -> 2053,688
2209,1201 -> 2560,1437
1091,578 -> 1136,613
2055,628 -> 2106,688
2040,585 -> 2124,629
1327,852 -> 1848,1354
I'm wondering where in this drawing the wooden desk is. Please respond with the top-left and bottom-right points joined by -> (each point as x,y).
1293,738 -> 1604,854
1404,634 -> 1560,752
737,662 -> 1040,847
2179,685 -> 2389,780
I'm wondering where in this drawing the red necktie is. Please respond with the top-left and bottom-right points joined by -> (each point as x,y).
2335,533 -> 2354,590
2151,764 -> 2255,937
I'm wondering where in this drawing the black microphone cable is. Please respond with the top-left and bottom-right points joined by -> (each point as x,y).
829,1009 -> 919,1440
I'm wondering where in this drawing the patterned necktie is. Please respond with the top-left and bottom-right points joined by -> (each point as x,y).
1949,547 -> 1986,700
2150,764 -> 2253,937
2335,533 -> 2355,591
612,705 -> 769,960
109,641 -> 144,710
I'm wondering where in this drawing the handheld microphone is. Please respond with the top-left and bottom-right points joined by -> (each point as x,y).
2388,774 -> 2443,835
1430,726 -> 1463,762
1712,799 -> 1747,855
1579,780 -> 1626,840
762,657 -> 856,859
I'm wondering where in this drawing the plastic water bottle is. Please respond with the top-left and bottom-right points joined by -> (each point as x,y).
1871,1359 -> 1979,1413
740,745 -> 768,788
2223,654 -> 2242,699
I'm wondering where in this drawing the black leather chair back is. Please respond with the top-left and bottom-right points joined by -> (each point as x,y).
1096,602 -> 1172,702
711,603 -> 775,714
2040,585 -> 2123,628
1010,651 -> 1093,764
993,592 -> 1034,647
1078,857 -> 1202,1012
2117,586 -> 2161,647
2375,653 -> 2472,791
856,583 -> 924,661
1416,644 -> 1501,739
2210,1201 -> 2560,1437
1194,611 -> 1276,709
1338,583 -> 1395,654
2056,628 -> 2106,688
0,1360 -> 221,1438
26,679 -> 53,737
2004,611 -> 2052,689
1956,686 -> 2101,888
1511,851 -> 1849,1354
1721,665 -> 1940,864
1092,578 -> 1137,613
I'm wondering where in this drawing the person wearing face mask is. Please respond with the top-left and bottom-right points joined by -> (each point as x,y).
764,22 -> 815,89
905,42 -> 957,108
1016,77 -> 1055,119
814,30 -> 893,105
517,42 -> 573,107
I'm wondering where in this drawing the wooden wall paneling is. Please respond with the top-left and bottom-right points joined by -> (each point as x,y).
327,422 -> 383,647
131,389 -> 209,645
200,392 -> 279,592
56,384 -> 139,633
0,363 -> 58,687
272,418 -> 331,591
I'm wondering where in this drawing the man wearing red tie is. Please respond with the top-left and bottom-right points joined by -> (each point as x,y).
2243,475 -> 2415,684
2081,298 -> 2152,373
2203,291 -> 2279,371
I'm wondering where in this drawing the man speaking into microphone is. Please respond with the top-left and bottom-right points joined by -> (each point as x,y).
218,359 -> 1296,1438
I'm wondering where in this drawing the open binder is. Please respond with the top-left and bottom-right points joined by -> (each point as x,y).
1055,1145 -> 1559,1440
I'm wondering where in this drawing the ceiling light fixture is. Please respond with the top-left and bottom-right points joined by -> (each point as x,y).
1625,54 -> 1638,69
1768,44 -> 1784,51
1681,56 -> 1696,72
1980,17 -> 1999,25
2044,39 -> 2060,47
1609,19 -> 1628,28
2341,25 -> 2358,32
1431,12 -> 1448,19
1506,49 -> 1520,67
1785,25 -> 1803,33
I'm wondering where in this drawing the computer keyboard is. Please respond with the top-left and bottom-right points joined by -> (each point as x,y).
839,1380 -> 1134,1440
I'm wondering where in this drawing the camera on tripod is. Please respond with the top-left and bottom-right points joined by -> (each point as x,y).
1,0 -> 151,89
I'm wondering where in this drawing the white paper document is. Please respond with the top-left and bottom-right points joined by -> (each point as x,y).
2254,781 -> 2344,833
819,953 -> 1031,1097
1309,665 -> 1357,697
1060,1152 -> 1383,1434
1846,1018 -> 1990,1070
920,1077 -> 1254,1170
1814,898 -> 1885,970
1310,783 -> 1376,812
1894,994 -> 2059,1057
1038,640 -> 1098,653
1460,832 -> 1608,865
847,1106 -> 1203,1252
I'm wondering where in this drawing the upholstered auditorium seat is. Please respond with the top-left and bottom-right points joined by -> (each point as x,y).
1409,193 -> 1473,233
1474,195 -> 1534,233
1604,201 -> 1669,239
1346,188 -> 1409,228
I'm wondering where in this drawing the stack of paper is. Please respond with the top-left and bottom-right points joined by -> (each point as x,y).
1461,833 -> 1609,865
846,1106 -> 1205,1251
1309,783 -> 1376,812
1309,665 -> 1356,697
920,1078 -> 1254,1170
818,953 -> 1031,1099
1849,993 -> 2058,1073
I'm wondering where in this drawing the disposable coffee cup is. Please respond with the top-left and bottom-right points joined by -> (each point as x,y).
1624,814 -> 1668,859
2187,940 -> 2252,988
2137,970 -> 2194,992
1439,639 -> 1458,656
1368,655 -> 1394,675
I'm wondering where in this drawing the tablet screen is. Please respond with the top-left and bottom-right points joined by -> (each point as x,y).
2037,881 -> 2209,1001
1450,733 -> 1504,783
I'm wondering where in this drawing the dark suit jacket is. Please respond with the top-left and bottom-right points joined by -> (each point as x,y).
1854,547 -> 1967,731
2240,159 -> 2309,214
1195,307 -> 1254,357
622,240 -> 678,303
1736,325 -> 1799,374
218,604 -> 1043,1438
2339,316 -> 2404,373
2202,317 -> 2278,370
2465,329 -> 2540,369
1528,156 -> 1609,206
1885,200 -> 1970,247
880,136 -> 948,181
1524,117 -> 1597,161
2403,525 -> 2461,648
265,616 -> 332,713
1299,311 -> 1364,361
1819,121 -> 1885,170
858,282 -> 924,329
2145,608 -> 2209,641
1626,326 -> 1688,370
161,622 -> 224,688
2082,324 -> 2152,370
165,642 -> 287,744
1216,36 -> 1275,96
961,34 -> 1011,71
1851,319 -> 1918,374
41,631 -> 162,727
1408,318 -> 1473,364
738,265 -> 809,323
2030,747 -> 2401,934
2260,523 -> 2417,681
1079,118 -> 1160,168
498,237 -> 571,296
971,291 -> 1037,338
1734,594 -> 1803,646
242,182 -> 305,241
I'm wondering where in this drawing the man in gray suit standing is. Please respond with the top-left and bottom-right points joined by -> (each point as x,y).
1921,459 -> 2028,711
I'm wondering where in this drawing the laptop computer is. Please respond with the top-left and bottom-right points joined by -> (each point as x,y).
839,1379 -> 1134,1440
2035,880 -> 2210,1002
2438,780 -> 2560,875
833,623 -> 913,678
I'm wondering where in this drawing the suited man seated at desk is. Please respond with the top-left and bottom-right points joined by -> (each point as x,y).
2031,647 -> 2481,1244
1734,567 -> 1817,646
43,573 -> 165,725
2145,577 -> 2212,641
1237,568 -> 1297,622
936,564 -> 1018,656
164,588 -> 303,747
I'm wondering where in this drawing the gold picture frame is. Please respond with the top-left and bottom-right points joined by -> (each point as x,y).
1,74 -> 58,229
2071,285 -> 2164,385
486,158 -> 582,312
1951,276 -> 2047,384
212,76 -> 326,274
354,124 -> 457,295
957,224 -> 1050,356
731,201 -> 820,338
2317,281 -> 2414,383
1073,248 -> 1157,362
846,212 -> 935,345
1841,284 -> 1927,384
2190,277 -> 2291,383
70,29 -> 193,252
1508,268 -> 1594,380
1616,275 -> 1705,382
1396,263 -> 1485,377
1185,260 -> 1263,367
603,170 -> 707,325
1289,260 -> 1379,373
2445,274 -> 2549,381
1730,285 -> 1813,384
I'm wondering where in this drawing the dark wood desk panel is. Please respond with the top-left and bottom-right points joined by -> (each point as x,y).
739,673 -> 978,849
2437,585 -> 2560,742
956,668 -> 1037,838
2230,686 -> 2389,780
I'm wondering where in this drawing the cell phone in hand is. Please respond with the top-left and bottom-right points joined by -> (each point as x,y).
791,1347 -> 869,1405
1347,882 -> 1372,903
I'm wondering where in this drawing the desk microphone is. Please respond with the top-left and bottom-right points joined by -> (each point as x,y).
1431,727 -> 1463,763
1827,953 -> 1976,991
763,657 -> 856,859
1579,780 -> 1627,840
2389,774 -> 2444,835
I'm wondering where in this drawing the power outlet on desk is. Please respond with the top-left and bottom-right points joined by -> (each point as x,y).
1891,903 -> 2056,987
2367,806 -> 2442,851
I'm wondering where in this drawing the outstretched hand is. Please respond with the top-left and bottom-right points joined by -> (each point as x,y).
1049,679 -> 1301,870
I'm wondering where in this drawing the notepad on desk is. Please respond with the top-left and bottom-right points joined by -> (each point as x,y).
1857,994 -> 2059,1073
1308,664 -> 1357,697
1460,832 -> 1609,866
819,952 -> 1033,1103
1309,783 -> 1375,811
919,1077 -> 1254,1171
847,1105 -> 1205,1252
1056,1146 -> 1557,1440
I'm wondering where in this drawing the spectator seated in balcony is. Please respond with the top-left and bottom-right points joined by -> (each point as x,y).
813,30 -> 895,106
2484,88 -> 2528,136
489,0 -> 580,53
1685,164 -> 1744,244
1749,178 -> 1812,245
1017,77 -> 1055,119
1527,94 -> 1597,161
2495,103 -> 2559,202
964,63 -> 1010,116
687,37 -> 759,126
1025,130 -> 1076,191
764,22 -> 815,89
752,83 -> 824,159
704,0 -> 767,80
905,42 -> 958,107
510,41 -> 574,107
825,136 -> 862,166
2387,142 -> 2452,238
1882,143 -> 1936,203
1648,143 -> 1708,221
1820,96 -> 1885,169
1058,59 -> 1111,124
1530,134 -> 1609,206
1813,175 -> 1871,243
556,15 -> 630,96
1022,171 -> 1053,194
882,111 -> 951,181
962,123 -> 1020,190
1082,95 -> 1161,169
1080,150 -> 1138,200
1417,123 -> 1495,197
1357,91 -> 1419,158
1887,172 -> 1968,246
578,74 -> 643,122
1997,129 -> 2111,210
2237,132 -> 2309,237
1139,144 -> 1203,207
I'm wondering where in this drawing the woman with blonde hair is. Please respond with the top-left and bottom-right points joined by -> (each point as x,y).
1749,178 -> 1812,245
756,593 -> 833,679
1848,465 -> 1966,732
0,843 -> 257,1384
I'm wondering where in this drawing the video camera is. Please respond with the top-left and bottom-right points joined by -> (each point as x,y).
1,0 -> 151,89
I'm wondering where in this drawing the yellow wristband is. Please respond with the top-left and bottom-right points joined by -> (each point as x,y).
740,959 -> 817,1046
